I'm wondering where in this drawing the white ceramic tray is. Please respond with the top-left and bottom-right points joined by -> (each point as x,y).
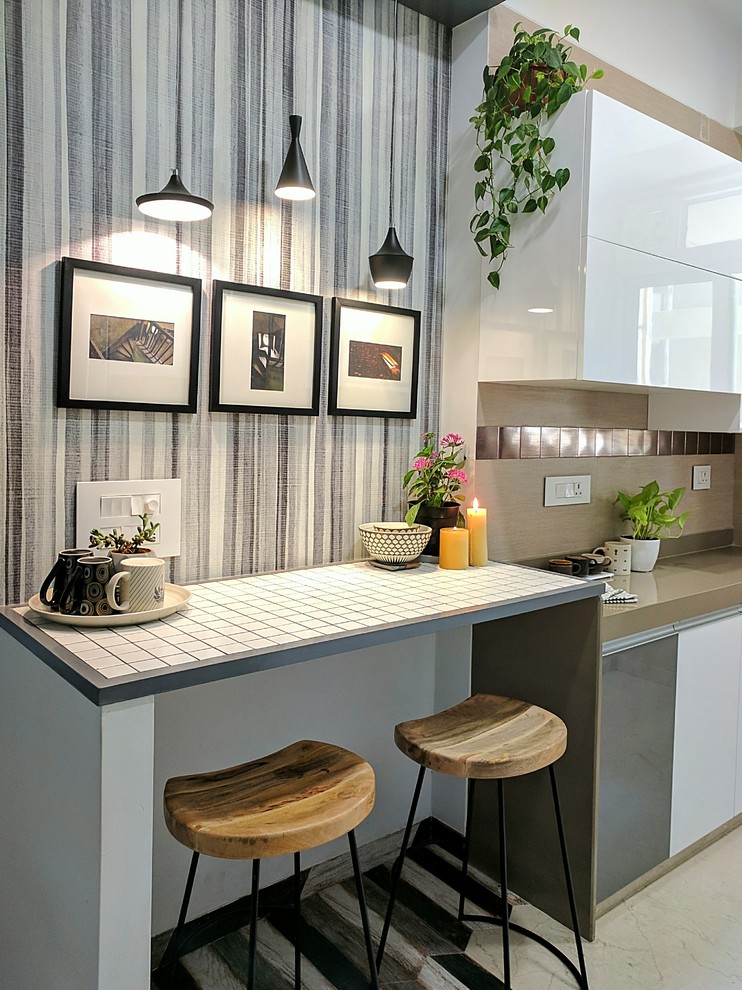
25,584 -> 191,627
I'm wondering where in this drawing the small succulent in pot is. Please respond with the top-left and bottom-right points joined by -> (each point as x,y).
89,513 -> 160,555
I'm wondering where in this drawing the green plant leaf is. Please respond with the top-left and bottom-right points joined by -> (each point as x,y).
523,198 -> 537,212
474,154 -> 489,172
487,270 -> 501,289
592,68 -> 604,79
498,186 -> 515,205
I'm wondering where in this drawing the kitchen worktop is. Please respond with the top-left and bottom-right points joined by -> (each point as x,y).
0,559 -> 601,705
602,546 -> 742,642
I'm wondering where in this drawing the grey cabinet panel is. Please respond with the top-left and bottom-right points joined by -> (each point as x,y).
598,635 -> 677,902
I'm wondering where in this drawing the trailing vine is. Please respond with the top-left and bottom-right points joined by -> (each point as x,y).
470,23 -> 602,289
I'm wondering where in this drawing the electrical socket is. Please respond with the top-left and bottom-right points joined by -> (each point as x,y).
692,465 -> 711,490
544,475 -> 592,506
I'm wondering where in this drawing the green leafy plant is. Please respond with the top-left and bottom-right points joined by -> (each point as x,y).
404,432 -> 467,526
470,22 -> 603,289
616,482 -> 690,540
89,513 -> 160,554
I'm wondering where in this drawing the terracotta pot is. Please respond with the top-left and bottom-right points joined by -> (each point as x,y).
109,547 -> 156,573
412,503 -> 460,557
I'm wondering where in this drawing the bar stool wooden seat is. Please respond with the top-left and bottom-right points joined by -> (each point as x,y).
378,694 -> 589,990
159,739 -> 380,989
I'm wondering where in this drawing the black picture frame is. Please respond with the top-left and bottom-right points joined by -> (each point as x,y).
328,297 -> 421,418
209,281 -> 323,416
57,257 -> 202,413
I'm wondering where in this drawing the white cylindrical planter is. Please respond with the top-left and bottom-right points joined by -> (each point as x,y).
620,536 -> 660,572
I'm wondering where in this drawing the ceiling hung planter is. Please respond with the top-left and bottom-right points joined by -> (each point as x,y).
470,23 -> 602,289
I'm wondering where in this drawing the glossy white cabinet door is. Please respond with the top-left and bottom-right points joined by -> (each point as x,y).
587,91 -> 742,279
670,615 -> 741,856
582,237 -> 742,391
478,94 -> 587,382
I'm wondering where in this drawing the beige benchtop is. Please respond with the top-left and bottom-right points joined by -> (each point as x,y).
602,546 -> 742,642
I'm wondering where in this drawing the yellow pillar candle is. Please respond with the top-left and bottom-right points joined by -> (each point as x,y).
467,498 -> 488,566
439,527 -> 470,570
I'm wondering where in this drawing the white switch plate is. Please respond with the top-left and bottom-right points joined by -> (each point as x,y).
76,478 -> 181,557
544,475 -> 592,506
692,465 -> 711,490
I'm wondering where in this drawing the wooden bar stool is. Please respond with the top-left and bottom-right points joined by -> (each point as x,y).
377,694 -> 589,990
158,739 -> 380,989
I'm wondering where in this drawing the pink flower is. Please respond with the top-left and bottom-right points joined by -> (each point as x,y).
413,456 -> 432,470
446,468 -> 468,484
440,433 -> 464,447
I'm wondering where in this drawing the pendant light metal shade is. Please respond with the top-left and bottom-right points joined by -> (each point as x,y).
370,0 -> 412,290
276,115 -> 316,201
136,169 -> 214,222
369,226 -> 413,289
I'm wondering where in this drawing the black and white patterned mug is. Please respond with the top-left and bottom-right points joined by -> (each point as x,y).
58,555 -> 118,617
39,549 -> 89,611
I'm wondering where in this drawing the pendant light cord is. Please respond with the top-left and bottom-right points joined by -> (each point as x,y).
389,0 -> 398,227
175,0 -> 183,171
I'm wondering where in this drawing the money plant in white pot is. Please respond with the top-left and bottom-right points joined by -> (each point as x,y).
616,482 -> 689,572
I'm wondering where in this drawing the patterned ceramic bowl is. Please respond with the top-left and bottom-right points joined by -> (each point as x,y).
359,522 -> 432,565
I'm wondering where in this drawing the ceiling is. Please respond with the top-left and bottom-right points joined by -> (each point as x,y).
399,0 -> 504,28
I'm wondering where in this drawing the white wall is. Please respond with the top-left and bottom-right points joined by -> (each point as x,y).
502,0 -> 742,127
441,12 -> 489,470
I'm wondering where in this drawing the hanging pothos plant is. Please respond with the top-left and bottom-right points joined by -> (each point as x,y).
470,23 -> 603,289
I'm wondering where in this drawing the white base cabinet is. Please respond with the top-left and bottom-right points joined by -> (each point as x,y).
670,614 -> 742,856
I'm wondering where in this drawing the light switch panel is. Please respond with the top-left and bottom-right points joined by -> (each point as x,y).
76,478 -> 181,557
544,475 -> 592,506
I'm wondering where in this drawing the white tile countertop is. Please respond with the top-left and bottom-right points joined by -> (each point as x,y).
1,560 -> 603,705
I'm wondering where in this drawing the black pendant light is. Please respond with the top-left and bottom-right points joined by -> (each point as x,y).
369,0 -> 413,290
136,1 -> 213,222
136,169 -> 213,221
275,115 -> 316,201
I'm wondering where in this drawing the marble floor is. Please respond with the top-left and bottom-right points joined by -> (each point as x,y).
153,824 -> 742,989
469,824 -> 742,989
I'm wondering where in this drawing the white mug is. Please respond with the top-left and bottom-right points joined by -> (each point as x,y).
594,542 -> 632,576
107,557 -> 165,613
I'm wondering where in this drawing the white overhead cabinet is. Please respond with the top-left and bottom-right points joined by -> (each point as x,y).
479,91 -> 742,393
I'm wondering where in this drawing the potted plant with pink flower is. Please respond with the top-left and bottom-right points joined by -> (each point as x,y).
403,432 -> 468,555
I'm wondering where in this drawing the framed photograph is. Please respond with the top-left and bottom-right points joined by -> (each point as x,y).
209,281 -> 322,416
58,257 -> 201,413
328,297 -> 421,418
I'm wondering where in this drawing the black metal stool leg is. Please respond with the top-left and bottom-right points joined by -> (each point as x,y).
294,852 -> 302,990
247,859 -> 260,990
458,779 -> 477,920
376,764 -> 426,970
498,779 -> 511,990
159,849 -> 200,976
549,765 -> 590,990
348,829 -> 381,990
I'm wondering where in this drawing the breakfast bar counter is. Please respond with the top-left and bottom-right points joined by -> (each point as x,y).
1,559 -> 600,705
0,560 -> 604,990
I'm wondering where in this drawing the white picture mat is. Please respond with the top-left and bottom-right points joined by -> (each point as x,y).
218,290 -> 316,409
336,307 -> 415,413
68,269 -> 194,404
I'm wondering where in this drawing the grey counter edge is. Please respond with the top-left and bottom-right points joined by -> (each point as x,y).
0,581 -> 602,706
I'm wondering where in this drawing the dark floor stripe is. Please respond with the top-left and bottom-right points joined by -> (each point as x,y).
434,953 -> 507,990
151,960 -> 201,990
408,847 -> 507,918
365,865 -> 471,951
212,929 -> 292,990
270,906 -> 375,990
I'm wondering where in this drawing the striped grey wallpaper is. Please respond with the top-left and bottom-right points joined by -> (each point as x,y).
0,0 -> 450,605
